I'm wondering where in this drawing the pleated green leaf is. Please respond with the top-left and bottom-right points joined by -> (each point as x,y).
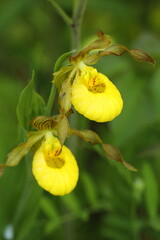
16,71 -> 46,130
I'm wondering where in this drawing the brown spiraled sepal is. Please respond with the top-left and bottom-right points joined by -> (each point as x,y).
30,116 -> 58,131
99,44 -> 155,65
69,128 -> 137,171
102,144 -> 137,171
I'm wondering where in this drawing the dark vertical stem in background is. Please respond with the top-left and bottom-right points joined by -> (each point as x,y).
71,0 -> 88,49
49,0 -> 88,50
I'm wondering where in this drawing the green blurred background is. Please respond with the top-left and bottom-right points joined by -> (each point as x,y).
0,0 -> 160,239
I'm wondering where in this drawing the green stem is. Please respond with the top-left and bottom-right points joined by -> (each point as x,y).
45,84 -> 56,116
48,0 -> 72,27
49,0 -> 88,49
71,0 -> 88,49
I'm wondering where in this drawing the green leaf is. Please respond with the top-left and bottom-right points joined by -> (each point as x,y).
101,215 -> 133,240
40,196 -> 60,234
81,172 -> 98,208
16,71 -> 46,130
53,51 -> 75,91
54,51 -> 75,72
53,65 -> 74,90
142,163 -> 159,219
40,196 -> 59,219
13,170 -> 43,240
60,192 -> 81,213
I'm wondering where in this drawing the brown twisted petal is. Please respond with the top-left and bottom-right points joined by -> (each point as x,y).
30,116 -> 57,131
69,31 -> 111,64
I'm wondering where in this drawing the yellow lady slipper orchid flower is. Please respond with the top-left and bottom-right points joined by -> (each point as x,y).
71,64 -> 123,122
32,132 -> 79,196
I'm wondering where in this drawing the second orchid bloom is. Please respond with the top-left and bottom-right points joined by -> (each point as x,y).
71,63 -> 123,122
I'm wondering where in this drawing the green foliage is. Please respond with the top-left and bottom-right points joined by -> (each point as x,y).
53,65 -> 74,90
17,71 -> 46,131
40,196 -> 60,234
13,170 -> 43,240
0,75 -> 23,162
81,171 -> 99,208
54,51 -> 75,72
142,163 -> 159,220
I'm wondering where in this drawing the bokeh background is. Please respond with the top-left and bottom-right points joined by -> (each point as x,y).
0,0 -> 160,239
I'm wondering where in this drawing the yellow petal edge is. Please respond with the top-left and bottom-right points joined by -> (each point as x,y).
32,132 -> 79,196
71,64 -> 123,122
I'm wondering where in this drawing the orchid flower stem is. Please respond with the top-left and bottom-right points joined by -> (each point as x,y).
45,84 -> 56,116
